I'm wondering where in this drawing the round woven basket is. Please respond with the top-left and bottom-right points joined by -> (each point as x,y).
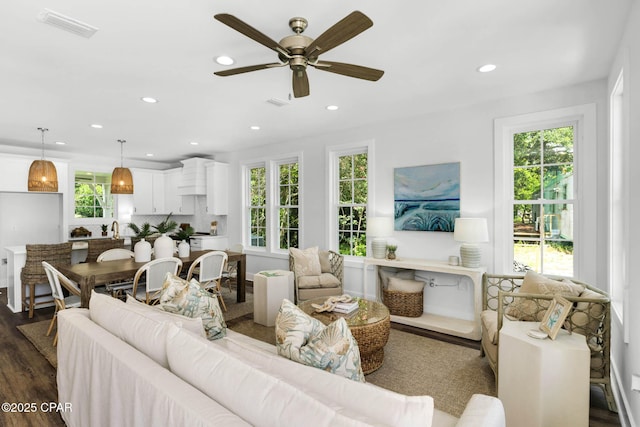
383,289 -> 424,317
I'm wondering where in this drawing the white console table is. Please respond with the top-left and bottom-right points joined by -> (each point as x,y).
363,257 -> 485,340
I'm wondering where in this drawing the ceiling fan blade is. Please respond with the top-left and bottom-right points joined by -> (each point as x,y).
292,69 -> 310,98
214,63 -> 285,76
313,61 -> 384,81
214,14 -> 289,55
304,11 -> 373,58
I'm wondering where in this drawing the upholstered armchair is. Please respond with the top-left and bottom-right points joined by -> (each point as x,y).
289,247 -> 343,303
481,271 -> 615,412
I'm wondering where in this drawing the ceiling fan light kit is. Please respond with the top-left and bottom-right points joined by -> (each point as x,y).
213,11 -> 384,98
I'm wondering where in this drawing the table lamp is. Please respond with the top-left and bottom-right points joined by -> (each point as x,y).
453,218 -> 489,268
368,217 -> 394,259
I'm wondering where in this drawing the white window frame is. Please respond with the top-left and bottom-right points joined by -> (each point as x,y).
270,155 -> 303,254
244,162 -> 267,251
326,140 -> 375,259
494,105 -> 597,280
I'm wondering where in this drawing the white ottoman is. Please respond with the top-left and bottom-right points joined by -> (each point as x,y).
253,270 -> 294,326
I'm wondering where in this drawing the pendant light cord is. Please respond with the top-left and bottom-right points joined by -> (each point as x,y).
38,127 -> 48,160
118,139 -> 126,167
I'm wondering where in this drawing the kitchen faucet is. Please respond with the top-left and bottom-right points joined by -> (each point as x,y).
111,220 -> 120,239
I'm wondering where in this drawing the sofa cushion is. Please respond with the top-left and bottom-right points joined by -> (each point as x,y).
276,299 -> 364,382
505,271 -> 584,321
215,331 -> 435,427
569,288 -> 607,337
378,267 -> 415,289
290,246 -> 322,277
166,326 -> 376,427
125,294 -> 205,338
480,310 -> 499,345
387,277 -> 425,293
158,273 -> 226,340
298,273 -> 341,289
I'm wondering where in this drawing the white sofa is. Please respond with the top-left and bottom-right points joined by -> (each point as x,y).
56,294 -> 505,427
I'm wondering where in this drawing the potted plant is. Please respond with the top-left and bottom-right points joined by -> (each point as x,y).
174,224 -> 195,241
153,213 -> 178,258
386,244 -> 398,260
153,213 -> 178,235
100,224 -> 108,237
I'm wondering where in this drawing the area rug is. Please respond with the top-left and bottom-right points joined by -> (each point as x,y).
17,288 -> 254,370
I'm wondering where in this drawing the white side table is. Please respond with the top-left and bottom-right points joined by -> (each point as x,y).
253,270 -> 294,326
498,320 -> 590,427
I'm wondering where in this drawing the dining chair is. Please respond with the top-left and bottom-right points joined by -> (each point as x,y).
130,257 -> 183,304
21,242 -> 73,318
42,261 -> 81,346
186,251 -> 228,311
221,243 -> 244,292
86,238 -> 125,263
98,249 -> 136,298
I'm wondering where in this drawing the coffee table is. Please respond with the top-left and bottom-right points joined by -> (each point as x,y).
299,298 -> 390,374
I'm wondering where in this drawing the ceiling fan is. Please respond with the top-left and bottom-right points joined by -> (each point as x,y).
213,11 -> 384,98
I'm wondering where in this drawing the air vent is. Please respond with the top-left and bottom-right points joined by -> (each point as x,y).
266,98 -> 290,107
37,9 -> 98,39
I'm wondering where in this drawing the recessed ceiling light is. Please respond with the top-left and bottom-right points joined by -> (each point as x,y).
216,55 -> 235,66
250,125 -> 260,130
146,153 -> 154,157
477,64 -> 497,73
141,97 -> 158,103
190,141 -> 199,146
55,141 -> 66,145
326,105 -> 339,111
90,124 -> 103,129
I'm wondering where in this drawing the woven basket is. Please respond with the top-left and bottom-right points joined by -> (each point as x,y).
383,289 -> 424,317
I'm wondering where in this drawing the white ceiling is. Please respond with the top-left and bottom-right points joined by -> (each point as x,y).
0,0 -> 632,164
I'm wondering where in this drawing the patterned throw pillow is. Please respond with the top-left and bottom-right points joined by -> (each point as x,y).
158,273 -> 227,340
275,299 -> 365,382
289,247 -> 322,278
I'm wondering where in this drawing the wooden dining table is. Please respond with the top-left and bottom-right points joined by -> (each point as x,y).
56,250 -> 246,308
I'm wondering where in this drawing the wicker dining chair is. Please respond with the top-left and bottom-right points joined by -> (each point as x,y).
97,249 -> 136,299
187,251 -> 228,311
21,242 -> 73,318
86,239 -> 125,263
42,261 -> 81,346
221,243 -> 244,292
130,257 -> 183,304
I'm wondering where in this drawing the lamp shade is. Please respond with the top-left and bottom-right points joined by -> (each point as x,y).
368,217 -> 394,237
110,167 -> 134,194
453,218 -> 489,243
28,159 -> 58,192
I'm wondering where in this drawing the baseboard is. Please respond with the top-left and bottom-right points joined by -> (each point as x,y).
611,357 -> 636,427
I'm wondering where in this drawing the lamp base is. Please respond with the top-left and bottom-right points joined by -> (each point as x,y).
460,243 -> 482,268
372,239 -> 387,259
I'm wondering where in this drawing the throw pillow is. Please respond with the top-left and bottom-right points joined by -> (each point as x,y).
567,288 -> 607,337
505,271 -> 584,321
158,273 -> 227,340
125,294 -> 205,338
378,267 -> 415,289
318,250 -> 332,273
387,277 -> 425,293
290,247 -> 322,278
276,299 -> 365,382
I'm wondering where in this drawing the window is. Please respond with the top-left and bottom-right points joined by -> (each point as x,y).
512,126 -> 575,275
277,161 -> 299,250
336,150 -> 368,256
74,171 -> 114,219
248,165 -> 266,248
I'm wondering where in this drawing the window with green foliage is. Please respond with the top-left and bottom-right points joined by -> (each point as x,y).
74,171 -> 114,219
248,165 -> 267,248
513,126 -> 574,275
337,151 -> 368,256
278,162 -> 299,250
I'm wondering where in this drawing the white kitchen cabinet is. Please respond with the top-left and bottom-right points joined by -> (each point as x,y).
132,169 -> 166,214
205,161 -> 229,215
164,168 -> 194,215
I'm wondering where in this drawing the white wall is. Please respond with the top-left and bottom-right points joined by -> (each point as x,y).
608,1 -> 640,424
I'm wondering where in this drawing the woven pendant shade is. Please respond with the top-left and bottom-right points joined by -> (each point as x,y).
111,167 -> 134,194
111,139 -> 134,194
28,159 -> 58,192
28,127 -> 58,192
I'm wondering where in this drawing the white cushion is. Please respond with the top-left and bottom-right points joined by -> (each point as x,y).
165,326 -> 376,427
378,267 -> 415,289
297,273 -> 341,289
290,246 -> 322,277
387,277 -> 425,293
125,294 -> 205,338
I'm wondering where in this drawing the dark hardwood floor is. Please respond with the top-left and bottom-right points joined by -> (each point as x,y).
0,290 -> 622,426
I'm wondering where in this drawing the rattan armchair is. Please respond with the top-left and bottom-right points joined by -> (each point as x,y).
289,249 -> 344,303
86,238 -> 125,263
481,273 -> 616,412
21,242 -> 73,318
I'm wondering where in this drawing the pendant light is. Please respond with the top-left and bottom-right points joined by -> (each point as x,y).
28,127 -> 58,192
110,139 -> 134,194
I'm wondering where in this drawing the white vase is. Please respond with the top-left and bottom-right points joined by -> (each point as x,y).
178,239 -> 190,257
134,238 -> 152,262
154,233 -> 174,259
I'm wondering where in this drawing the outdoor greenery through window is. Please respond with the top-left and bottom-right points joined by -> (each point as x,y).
513,126 -> 574,275
249,165 -> 267,248
338,152 -> 368,256
278,162 -> 299,250
74,171 -> 114,219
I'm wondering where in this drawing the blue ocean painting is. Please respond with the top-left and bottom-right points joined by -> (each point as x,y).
394,162 -> 460,232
